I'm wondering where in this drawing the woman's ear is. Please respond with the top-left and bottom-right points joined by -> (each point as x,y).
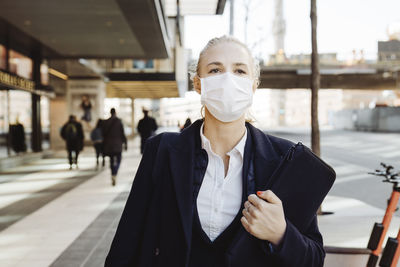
193,76 -> 201,94
252,79 -> 258,93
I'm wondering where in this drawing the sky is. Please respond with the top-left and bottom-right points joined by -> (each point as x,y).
184,0 -> 400,61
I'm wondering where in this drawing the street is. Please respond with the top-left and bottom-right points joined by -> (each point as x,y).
266,128 -> 400,212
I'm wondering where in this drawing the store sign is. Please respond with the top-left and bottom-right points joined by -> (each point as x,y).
0,70 -> 35,91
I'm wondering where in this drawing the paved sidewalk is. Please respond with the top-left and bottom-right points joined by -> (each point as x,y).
320,195 -> 400,248
0,138 -> 141,267
0,135 -> 399,266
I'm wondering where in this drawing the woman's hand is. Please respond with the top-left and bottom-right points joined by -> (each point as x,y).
241,190 -> 287,246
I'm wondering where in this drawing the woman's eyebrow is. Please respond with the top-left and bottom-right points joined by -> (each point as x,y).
233,62 -> 248,67
206,61 -> 223,66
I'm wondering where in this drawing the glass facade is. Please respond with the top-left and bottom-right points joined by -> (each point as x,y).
9,90 -> 32,154
41,96 -> 50,149
0,44 -> 6,70
0,90 -> 9,158
0,39 -> 51,158
9,49 -> 33,79
0,90 -> 34,158
41,62 -> 49,85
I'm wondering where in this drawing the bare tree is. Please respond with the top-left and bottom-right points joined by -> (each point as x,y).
241,0 -> 268,60
310,0 -> 320,157
242,0 -> 252,44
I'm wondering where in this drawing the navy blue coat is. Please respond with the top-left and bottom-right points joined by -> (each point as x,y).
105,119 -> 328,267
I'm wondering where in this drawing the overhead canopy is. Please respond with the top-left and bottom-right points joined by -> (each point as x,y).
106,72 -> 179,98
107,81 -> 179,98
164,0 -> 226,16
0,0 -> 170,58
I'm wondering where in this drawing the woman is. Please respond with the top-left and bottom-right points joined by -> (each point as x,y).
105,36 -> 330,267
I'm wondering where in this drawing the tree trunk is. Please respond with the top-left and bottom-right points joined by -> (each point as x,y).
311,0 -> 323,215
310,0 -> 320,157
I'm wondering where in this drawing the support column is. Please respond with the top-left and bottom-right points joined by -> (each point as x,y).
31,94 -> 42,152
31,48 -> 42,152
131,98 -> 135,137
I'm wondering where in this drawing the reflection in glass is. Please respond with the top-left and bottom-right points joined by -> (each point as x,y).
0,44 -> 6,70
9,90 -> 32,153
0,90 -> 8,158
9,50 -> 33,80
41,62 -> 49,85
41,96 -> 50,149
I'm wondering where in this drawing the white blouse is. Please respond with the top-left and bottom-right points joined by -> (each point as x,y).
197,123 -> 247,241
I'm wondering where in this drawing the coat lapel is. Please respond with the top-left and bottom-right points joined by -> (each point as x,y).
167,120 -> 203,248
246,123 -> 282,192
228,123 -> 283,255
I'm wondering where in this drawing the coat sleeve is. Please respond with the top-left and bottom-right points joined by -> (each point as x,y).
269,215 -> 325,267
105,135 -> 161,267
120,121 -> 127,144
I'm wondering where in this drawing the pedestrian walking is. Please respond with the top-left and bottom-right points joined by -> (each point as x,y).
60,115 -> 84,170
102,108 -> 127,186
137,108 -> 157,154
105,36 -> 333,267
90,119 -> 105,169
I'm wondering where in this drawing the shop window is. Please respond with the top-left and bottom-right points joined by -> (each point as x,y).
0,90 -> 8,158
133,59 -> 154,69
41,62 -> 49,85
9,50 -> 33,80
0,44 -> 6,70
40,96 -> 50,149
9,90 -> 32,153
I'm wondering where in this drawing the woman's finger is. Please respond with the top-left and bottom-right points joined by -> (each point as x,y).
241,216 -> 251,233
248,194 -> 264,209
242,208 -> 254,223
257,190 -> 282,205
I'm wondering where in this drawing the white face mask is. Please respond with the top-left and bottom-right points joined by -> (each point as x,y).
200,72 -> 254,122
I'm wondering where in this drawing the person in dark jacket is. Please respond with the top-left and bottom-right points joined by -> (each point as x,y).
9,118 -> 27,154
102,108 -> 127,186
105,36 -> 330,267
90,119 -> 105,169
60,115 -> 84,170
137,109 -> 157,154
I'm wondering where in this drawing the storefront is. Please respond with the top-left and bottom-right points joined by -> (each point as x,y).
0,45 -> 52,158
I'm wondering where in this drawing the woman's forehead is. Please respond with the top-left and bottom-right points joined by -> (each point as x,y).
202,42 -> 251,65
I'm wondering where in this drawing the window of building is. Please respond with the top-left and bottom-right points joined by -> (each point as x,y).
41,96 -> 50,149
0,90 -> 8,158
9,90 -> 32,152
0,44 -> 6,70
41,62 -> 49,85
9,50 -> 33,80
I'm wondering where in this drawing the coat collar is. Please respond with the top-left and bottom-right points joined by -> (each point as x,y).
245,121 -> 283,191
167,119 -> 283,249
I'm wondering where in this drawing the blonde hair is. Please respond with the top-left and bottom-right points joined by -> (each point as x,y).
189,35 -> 260,87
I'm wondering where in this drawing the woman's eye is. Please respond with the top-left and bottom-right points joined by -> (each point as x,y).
235,69 -> 247,74
208,68 -> 220,74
